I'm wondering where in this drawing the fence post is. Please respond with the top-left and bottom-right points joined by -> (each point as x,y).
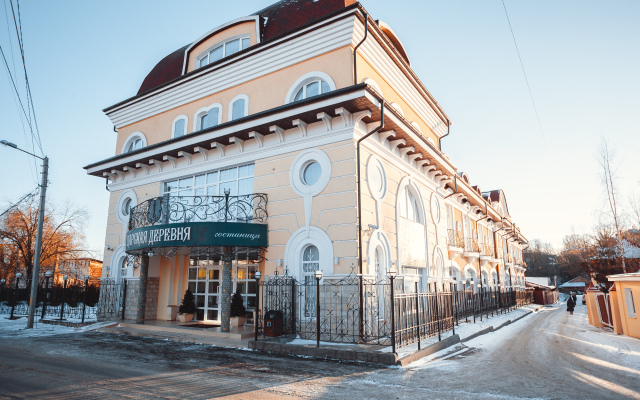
472,285 -> 476,324
59,276 -> 68,321
434,283 -> 441,341
449,282 -> 455,336
479,281 -> 483,322
390,275 -> 396,354
10,274 -> 21,319
316,275 -> 321,348
121,279 -> 127,320
41,274 -> 51,319
291,279 -> 296,337
415,282 -> 421,351
82,276 -> 89,324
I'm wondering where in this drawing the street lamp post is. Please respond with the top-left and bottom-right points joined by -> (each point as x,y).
314,270 -> 323,348
81,275 -> 89,323
1,140 -> 49,329
10,273 -> 22,319
254,271 -> 261,342
59,275 -> 68,321
0,279 -> 5,303
41,271 -> 52,319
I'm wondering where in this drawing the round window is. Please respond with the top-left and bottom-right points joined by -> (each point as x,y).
302,162 -> 321,186
122,198 -> 132,216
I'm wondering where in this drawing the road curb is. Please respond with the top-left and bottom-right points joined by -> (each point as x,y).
397,334 -> 460,366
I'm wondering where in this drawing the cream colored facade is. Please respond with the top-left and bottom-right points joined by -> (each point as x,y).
86,1 -> 527,322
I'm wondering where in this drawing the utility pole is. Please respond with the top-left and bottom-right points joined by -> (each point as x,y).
27,156 -> 48,328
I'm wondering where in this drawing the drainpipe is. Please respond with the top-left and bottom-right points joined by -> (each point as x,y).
438,117 -> 450,151
357,99 -> 384,342
353,12 -> 368,85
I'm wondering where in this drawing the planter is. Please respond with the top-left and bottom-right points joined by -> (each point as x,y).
177,313 -> 194,323
230,316 -> 247,327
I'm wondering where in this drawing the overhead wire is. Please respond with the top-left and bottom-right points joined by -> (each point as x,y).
501,0 -> 547,147
0,187 -> 39,218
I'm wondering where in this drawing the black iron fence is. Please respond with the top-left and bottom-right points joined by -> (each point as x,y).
255,272 -> 534,352
0,277 -> 125,322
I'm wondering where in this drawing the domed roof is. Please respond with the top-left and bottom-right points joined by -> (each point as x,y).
137,0 -> 357,95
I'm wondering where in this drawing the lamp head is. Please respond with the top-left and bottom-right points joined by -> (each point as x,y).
1,279 -> 5,284
387,268 -> 397,279
63,275 -> 69,281
45,271 -> 52,277
1,140 -> 18,148
224,188 -> 231,195
254,271 -> 261,280
85,275 -> 90,281
15,273 -> 22,278
314,270 -> 323,280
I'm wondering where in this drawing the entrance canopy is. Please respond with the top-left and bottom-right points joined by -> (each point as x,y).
125,193 -> 268,256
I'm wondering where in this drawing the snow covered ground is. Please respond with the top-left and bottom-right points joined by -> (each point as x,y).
0,314 -> 112,338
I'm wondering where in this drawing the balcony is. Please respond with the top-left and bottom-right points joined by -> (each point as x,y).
447,229 -> 464,259
479,242 -> 493,263
126,194 -> 268,253
504,253 -> 514,266
463,238 -> 480,261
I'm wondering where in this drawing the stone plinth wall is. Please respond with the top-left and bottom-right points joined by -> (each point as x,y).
123,277 -> 160,321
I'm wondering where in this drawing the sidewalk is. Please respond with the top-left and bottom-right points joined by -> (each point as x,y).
91,304 -> 546,366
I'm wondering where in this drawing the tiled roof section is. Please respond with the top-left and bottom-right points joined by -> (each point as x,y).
138,45 -> 189,95
136,0 -> 357,95
257,0 -> 357,41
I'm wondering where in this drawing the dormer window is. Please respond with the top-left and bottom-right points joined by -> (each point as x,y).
197,36 -> 251,68
172,115 -> 188,138
126,138 -> 143,153
121,132 -> 147,155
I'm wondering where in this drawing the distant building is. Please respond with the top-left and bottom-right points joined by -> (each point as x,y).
558,276 -> 590,293
526,277 -> 552,287
55,258 -> 103,285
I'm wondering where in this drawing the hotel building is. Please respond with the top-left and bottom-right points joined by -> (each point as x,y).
85,0 -> 528,328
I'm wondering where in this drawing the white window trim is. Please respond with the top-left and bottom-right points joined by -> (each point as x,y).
195,34 -> 252,68
120,131 -> 147,155
228,94 -> 249,121
116,189 -> 138,224
284,226 -> 334,282
285,71 -> 337,104
172,114 -> 189,139
182,15 -> 261,74
625,288 -> 636,318
289,148 -> 331,197
193,103 -> 223,131
110,245 -> 131,281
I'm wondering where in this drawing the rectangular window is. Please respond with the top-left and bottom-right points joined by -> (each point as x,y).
225,39 -> 240,56
625,288 -> 636,318
242,37 -> 250,49
209,45 -> 223,63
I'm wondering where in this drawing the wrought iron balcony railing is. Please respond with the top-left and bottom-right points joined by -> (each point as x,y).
464,238 -> 480,253
128,193 -> 268,231
447,229 -> 464,248
480,243 -> 494,257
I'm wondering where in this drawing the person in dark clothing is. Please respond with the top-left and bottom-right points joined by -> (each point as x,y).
571,291 -> 577,306
567,294 -> 576,315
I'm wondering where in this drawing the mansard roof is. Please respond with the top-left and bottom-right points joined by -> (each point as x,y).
137,0 -> 357,95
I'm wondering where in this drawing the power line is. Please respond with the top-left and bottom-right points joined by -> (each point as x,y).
501,0 -> 547,147
0,187 -> 39,217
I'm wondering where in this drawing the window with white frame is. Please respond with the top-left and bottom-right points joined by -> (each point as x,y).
197,36 -> 251,68
173,116 -> 188,138
196,105 -> 222,131
400,187 -> 422,223
125,138 -> 143,153
302,245 -> 320,317
231,98 -> 246,120
164,164 -> 254,199
121,132 -> 147,154
293,79 -> 331,102
119,257 -> 128,281
625,288 -> 636,317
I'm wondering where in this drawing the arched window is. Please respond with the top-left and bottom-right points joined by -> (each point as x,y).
195,104 -> 222,131
294,79 -> 331,101
119,257 -> 128,281
172,115 -> 188,138
197,36 -> 251,68
121,132 -> 147,155
229,95 -> 249,121
285,72 -> 336,104
302,245 -> 320,317
401,187 -> 422,223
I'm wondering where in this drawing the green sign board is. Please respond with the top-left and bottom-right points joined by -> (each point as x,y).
125,222 -> 268,251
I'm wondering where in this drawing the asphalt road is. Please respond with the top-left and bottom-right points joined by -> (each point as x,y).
0,306 -> 638,399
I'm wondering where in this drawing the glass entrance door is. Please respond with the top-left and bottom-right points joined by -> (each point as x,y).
188,255 -> 222,322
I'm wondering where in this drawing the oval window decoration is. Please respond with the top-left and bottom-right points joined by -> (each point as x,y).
366,156 -> 387,200
302,162 -> 322,186
430,193 -> 440,224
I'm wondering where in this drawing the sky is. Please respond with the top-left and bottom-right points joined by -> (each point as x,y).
1,0 -> 639,256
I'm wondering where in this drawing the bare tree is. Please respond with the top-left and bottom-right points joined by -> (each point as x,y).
598,138 -> 626,272
0,196 -> 89,283
629,193 -> 640,230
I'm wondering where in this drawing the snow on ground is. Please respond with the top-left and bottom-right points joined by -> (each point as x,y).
0,314 -> 112,338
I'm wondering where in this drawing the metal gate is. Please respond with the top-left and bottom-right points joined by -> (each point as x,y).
96,279 -> 126,321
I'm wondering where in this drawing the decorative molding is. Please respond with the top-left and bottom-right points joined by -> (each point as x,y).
135,163 -> 150,175
163,155 -> 177,169
229,137 -> 244,153
111,169 -> 125,181
211,141 -> 226,157
248,131 -> 263,148
398,146 -> 414,158
269,125 -> 285,143
292,119 -> 308,137
123,166 -> 137,178
149,159 -> 163,172
178,151 -> 193,165
378,130 -> 396,143
389,138 -> 406,149
407,152 -> 422,164
317,112 -> 333,131
194,146 -> 209,162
